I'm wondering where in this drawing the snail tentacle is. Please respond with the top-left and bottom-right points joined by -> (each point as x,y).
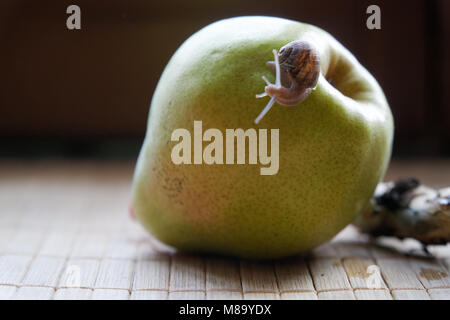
254,96 -> 277,125
254,49 -> 282,124
255,92 -> 268,98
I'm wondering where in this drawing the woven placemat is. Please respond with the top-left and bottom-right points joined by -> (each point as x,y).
0,160 -> 449,300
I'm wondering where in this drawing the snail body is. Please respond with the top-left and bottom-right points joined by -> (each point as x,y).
255,40 -> 321,124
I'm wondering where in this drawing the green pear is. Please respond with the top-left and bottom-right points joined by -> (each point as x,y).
132,16 -> 394,259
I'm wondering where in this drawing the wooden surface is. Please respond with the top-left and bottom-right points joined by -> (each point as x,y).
0,159 -> 449,300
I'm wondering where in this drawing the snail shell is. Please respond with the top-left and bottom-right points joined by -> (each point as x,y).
255,40 -> 321,124
278,41 -> 320,92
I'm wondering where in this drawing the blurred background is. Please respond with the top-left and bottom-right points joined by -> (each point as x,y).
0,0 -> 449,159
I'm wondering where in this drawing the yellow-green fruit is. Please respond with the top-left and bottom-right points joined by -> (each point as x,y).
132,16 -> 394,259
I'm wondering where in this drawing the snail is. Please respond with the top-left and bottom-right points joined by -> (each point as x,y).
255,41 -> 321,124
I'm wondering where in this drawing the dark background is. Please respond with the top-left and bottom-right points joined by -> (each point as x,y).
1,0 -> 449,158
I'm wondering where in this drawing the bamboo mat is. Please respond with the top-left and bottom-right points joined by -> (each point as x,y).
0,159 -> 449,300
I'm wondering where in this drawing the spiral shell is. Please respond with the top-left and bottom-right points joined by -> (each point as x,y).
278,41 -> 320,89
254,40 -> 321,124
